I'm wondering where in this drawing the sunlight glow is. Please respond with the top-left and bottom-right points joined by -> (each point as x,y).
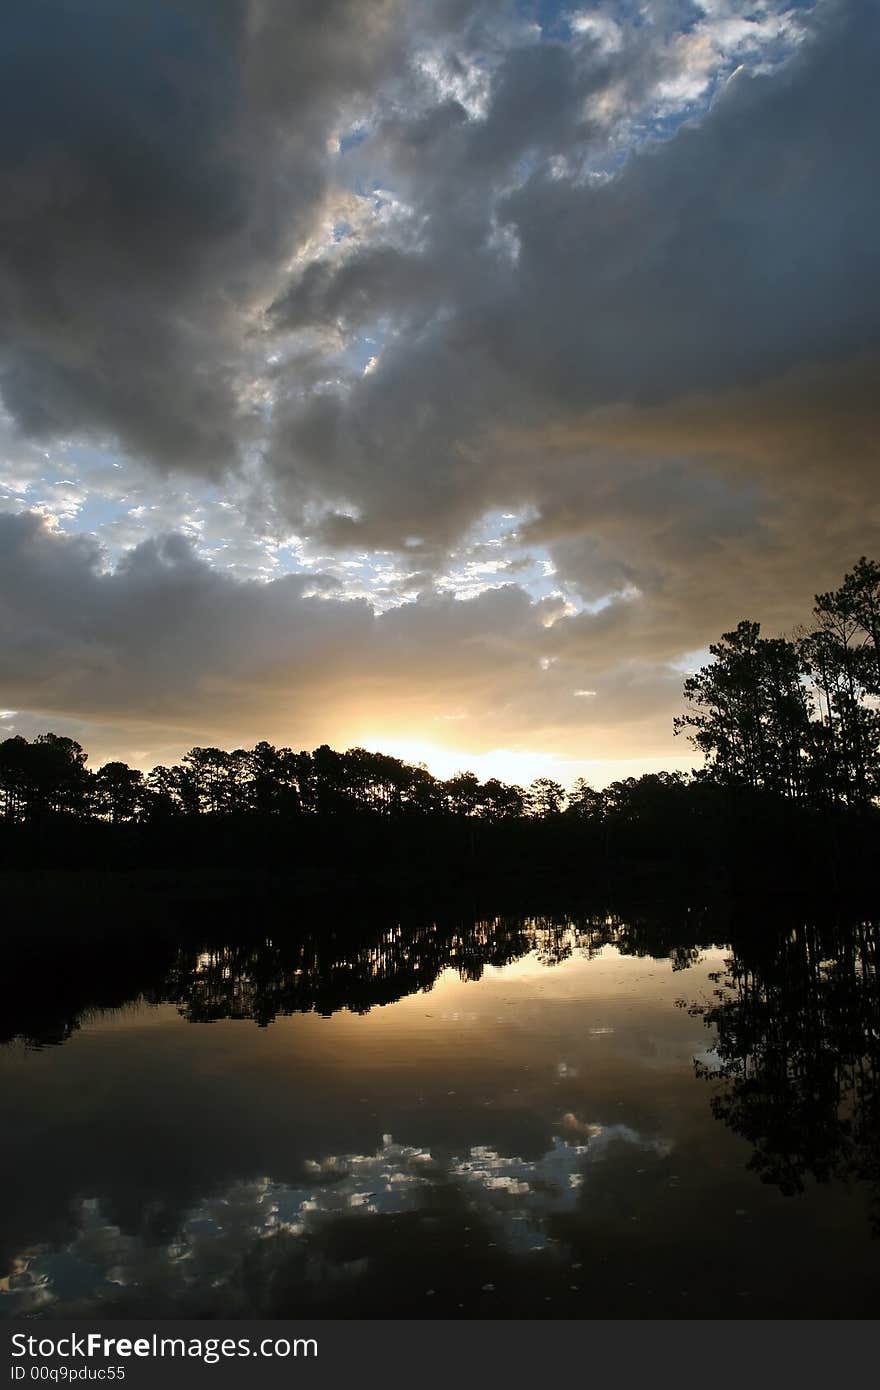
356,737 -> 557,786
355,737 -> 696,789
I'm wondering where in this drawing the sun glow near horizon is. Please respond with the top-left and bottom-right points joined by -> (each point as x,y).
355,735 -> 695,792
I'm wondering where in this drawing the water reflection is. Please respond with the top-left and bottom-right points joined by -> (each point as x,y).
689,917 -> 880,1231
3,912 -> 705,1049
5,1121 -> 678,1318
2,901 -> 880,1318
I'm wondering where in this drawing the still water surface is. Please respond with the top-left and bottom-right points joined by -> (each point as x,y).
2,915 -> 879,1317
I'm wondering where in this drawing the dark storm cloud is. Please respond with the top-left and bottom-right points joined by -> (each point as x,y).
267,0 -> 880,554
0,0 -> 403,471
3,0 -> 863,539
498,5 -> 880,406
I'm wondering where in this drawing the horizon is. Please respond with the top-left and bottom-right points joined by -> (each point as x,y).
0,722 -> 700,792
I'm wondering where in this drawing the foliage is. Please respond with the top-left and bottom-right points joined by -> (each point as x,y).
675,557 -> 880,806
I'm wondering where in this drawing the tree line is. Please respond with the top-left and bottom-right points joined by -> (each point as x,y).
0,729 -> 691,830
0,731 -> 604,827
1,556 -> 878,832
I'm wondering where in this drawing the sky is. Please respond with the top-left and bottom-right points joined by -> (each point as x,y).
0,0 -> 877,786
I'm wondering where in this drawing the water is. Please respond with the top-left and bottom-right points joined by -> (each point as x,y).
2,910 -> 879,1318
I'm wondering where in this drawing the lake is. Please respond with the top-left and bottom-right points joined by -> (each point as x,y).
2,906 -> 879,1318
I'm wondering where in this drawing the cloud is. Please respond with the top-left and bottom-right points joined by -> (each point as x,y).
267,0 -> 879,555
0,510 -> 695,769
0,0 -> 404,472
4,1122 -> 670,1315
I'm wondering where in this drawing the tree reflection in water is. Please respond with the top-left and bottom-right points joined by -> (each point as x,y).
688,916 -> 880,1229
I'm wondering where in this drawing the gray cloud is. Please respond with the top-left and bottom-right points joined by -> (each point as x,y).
268,0 -> 879,556
0,510 -> 692,768
0,0 -> 404,471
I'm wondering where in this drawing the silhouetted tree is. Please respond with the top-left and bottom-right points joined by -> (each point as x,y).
566,778 -> 605,821
800,560 -> 880,805
443,771 -> 482,816
0,732 -> 89,823
677,559 -> 880,808
527,777 -> 566,817
675,622 -> 812,798
94,761 -> 144,824
478,778 -> 526,821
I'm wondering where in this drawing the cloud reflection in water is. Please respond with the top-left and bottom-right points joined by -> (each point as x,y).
2,1121 -> 672,1316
